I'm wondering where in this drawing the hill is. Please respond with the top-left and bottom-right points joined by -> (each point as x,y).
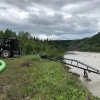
78,32 -> 100,52
54,32 -> 100,52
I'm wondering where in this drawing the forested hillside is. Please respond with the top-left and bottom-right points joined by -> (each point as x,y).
0,29 -> 65,57
78,32 -> 100,52
54,32 -> 100,52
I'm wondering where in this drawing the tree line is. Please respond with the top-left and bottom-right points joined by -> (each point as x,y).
0,29 -> 65,58
1,29 -> 99,57
54,32 -> 100,52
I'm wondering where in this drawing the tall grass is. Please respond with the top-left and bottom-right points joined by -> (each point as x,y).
0,56 -> 99,100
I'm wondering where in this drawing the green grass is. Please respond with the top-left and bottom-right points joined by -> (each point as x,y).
0,55 -> 99,100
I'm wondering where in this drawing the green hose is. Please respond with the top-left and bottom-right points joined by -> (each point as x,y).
0,60 -> 6,72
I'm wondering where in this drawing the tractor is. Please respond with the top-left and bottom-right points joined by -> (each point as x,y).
0,37 -> 21,58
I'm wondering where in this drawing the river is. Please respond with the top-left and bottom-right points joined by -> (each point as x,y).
64,51 -> 100,98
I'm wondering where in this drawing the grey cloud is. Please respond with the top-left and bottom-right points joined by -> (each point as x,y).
25,13 -> 98,36
27,12 -> 64,26
32,0 -> 92,9
0,0 -> 100,40
1,0 -> 96,11
62,0 -> 100,14
1,0 -> 34,11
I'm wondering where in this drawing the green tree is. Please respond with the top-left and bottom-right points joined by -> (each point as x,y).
4,29 -> 17,38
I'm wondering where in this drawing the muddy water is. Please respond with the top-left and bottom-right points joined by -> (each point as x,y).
64,51 -> 100,98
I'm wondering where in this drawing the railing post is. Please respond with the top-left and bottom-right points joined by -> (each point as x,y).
71,61 -> 72,65
83,70 -> 91,81
77,61 -> 78,66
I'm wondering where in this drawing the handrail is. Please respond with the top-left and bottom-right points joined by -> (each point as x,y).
64,58 -> 100,73
40,54 -> 100,80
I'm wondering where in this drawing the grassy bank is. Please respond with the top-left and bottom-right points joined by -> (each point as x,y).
0,55 -> 99,100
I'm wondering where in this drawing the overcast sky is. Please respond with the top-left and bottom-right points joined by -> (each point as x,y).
0,0 -> 100,40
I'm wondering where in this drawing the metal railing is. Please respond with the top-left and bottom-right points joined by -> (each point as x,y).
40,54 -> 100,80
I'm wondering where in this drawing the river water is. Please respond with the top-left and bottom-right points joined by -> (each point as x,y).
64,51 -> 100,98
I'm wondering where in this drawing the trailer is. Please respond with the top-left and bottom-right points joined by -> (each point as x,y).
0,37 -> 21,58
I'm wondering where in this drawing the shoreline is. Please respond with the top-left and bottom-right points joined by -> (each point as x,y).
64,51 -> 100,98
63,64 -> 99,98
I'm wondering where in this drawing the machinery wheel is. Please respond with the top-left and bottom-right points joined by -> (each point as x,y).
1,50 -> 10,58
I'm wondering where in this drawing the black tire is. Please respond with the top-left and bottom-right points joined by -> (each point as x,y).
1,50 -> 10,58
